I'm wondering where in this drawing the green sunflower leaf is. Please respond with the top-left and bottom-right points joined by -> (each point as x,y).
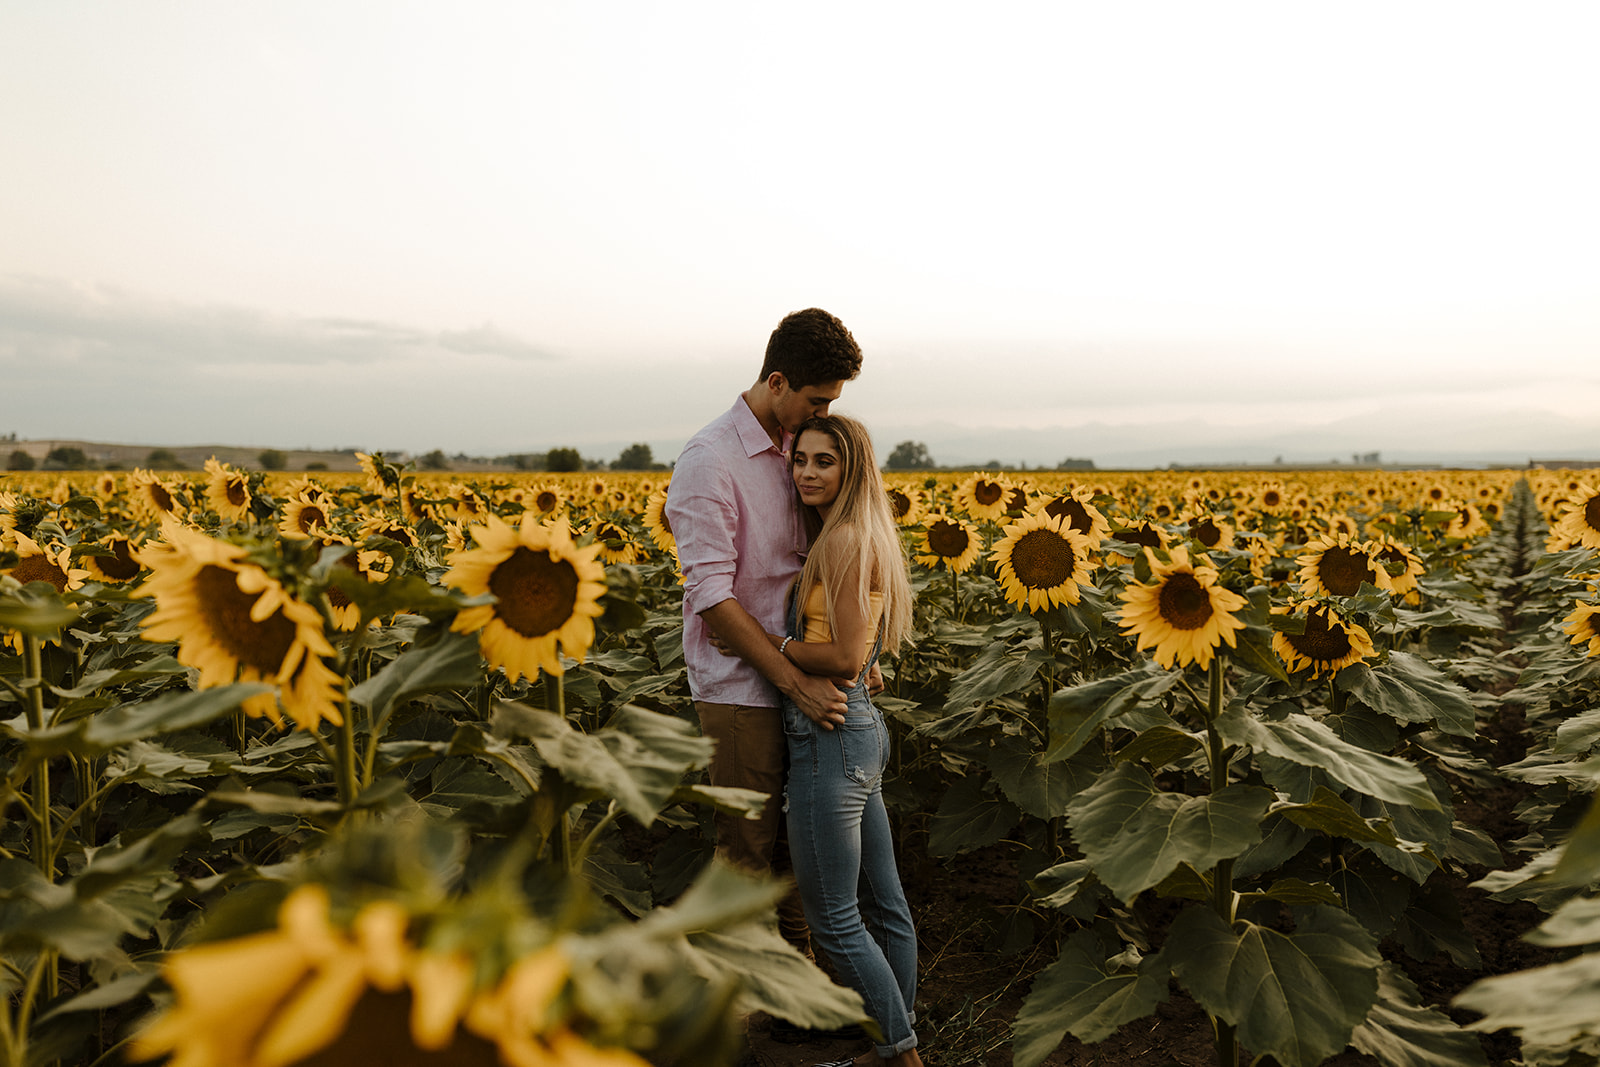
989,733 -> 1103,819
1215,708 -> 1439,809
1012,929 -> 1170,1065
1045,661 -> 1179,762
349,629 -> 484,732
929,774 -> 1021,856
1339,651 -> 1476,736
1164,905 -> 1381,1067
1352,962 -> 1489,1067
944,642 -> 1051,710
1065,763 -> 1273,902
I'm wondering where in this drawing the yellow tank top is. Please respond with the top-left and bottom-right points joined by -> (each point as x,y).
801,583 -> 885,661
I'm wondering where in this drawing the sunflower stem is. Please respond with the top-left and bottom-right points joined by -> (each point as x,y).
337,710 -> 360,807
1203,656 -> 1238,1067
22,635 -> 53,884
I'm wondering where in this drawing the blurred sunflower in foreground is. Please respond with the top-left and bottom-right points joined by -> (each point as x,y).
131,884 -> 647,1067
136,521 -> 343,730
445,514 -> 606,680
1118,546 -> 1246,671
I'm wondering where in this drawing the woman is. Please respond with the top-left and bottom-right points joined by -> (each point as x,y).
769,414 -> 923,1067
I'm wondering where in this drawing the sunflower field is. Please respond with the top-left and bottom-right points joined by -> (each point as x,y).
2,456 -> 1600,1067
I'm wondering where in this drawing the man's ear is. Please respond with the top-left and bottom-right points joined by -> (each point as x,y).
764,371 -> 788,394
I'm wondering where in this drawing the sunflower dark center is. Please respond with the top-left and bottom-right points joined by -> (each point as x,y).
1285,610 -> 1353,661
926,520 -> 970,558
1158,573 -> 1214,630
99,540 -> 141,580
1046,498 -> 1094,535
490,546 -> 579,638
887,489 -> 911,518
535,491 -> 559,513
1317,547 -> 1375,596
1006,488 -> 1028,511
150,483 -> 174,511
1115,524 -> 1162,548
225,479 -> 248,507
296,506 -> 328,534
1262,490 -> 1282,507
973,480 -> 1004,506
1584,495 -> 1600,531
1189,518 -> 1222,547
195,565 -> 297,674
1011,529 -> 1076,590
11,555 -> 67,591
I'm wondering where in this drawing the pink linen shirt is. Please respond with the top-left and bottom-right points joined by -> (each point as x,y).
666,395 -> 807,707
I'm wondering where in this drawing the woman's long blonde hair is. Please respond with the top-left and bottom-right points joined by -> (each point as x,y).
791,415 -> 913,655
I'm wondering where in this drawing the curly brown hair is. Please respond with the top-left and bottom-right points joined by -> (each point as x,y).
759,308 -> 862,389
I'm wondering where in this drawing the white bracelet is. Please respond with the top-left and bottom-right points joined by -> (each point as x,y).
778,635 -> 793,656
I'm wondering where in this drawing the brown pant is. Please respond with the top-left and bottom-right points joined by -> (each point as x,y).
695,701 -> 811,955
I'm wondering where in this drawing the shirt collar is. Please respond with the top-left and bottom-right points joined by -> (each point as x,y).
734,394 -> 788,458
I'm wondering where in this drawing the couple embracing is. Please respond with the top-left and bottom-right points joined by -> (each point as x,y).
666,308 -> 924,1067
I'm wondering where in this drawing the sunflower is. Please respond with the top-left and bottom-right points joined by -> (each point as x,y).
204,458 -> 253,524
1004,483 -> 1031,514
955,473 -> 1010,523
444,514 -> 606,680
1037,487 -> 1110,548
1563,600 -> 1600,658
130,468 -> 185,523
400,484 -> 435,524
1296,534 -> 1393,598
82,533 -> 144,584
92,471 -> 120,500
355,451 -> 392,496
1371,535 -> 1425,597
990,512 -> 1096,612
6,531 -> 90,593
527,483 -> 566,518
1118,546 -> 1248,671
1272,602 -> 1377,678
445,484 -> 489,523
1556,483 -> 1600,550
358,516 -> 416,548
279,496 -> 335,540
641,489 -> 676,553
1107,520 -> 1167,559
914,513 -> 983,574
1444,501 -> 1491,541
1185,512 -> 1234,552
884,485 -> 923,527
317,534 -> 394,631
586,519 -> 641,566
136,521 -> 343,730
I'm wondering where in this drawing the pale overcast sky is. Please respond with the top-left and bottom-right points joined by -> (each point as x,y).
3,2 -> 1598,468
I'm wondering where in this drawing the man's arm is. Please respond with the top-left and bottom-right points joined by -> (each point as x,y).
700,598 -> 848,729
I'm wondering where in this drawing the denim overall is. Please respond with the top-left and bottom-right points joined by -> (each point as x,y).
781,592 -> 919,1057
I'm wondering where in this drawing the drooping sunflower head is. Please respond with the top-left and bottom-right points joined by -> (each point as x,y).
991,512 -> 1096,612
1038,488 -> 1110,548
641,489 -> 676,553
1296,534 -> 1393,598
955,473 -> 1010,523
586,519 -> 641,566
82,533 -> 144,584
445,514 -> 607,680
136,521 -> 343,730
1272,602 -> 1377,679
1185,512 -> 1234,552
1444,501 -> 1491,541
913,513 -> 983,574
1118,546 -> 1248,671
1106,520 -> 1167,559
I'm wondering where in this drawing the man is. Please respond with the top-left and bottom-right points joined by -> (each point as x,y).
666,307 -> 863,958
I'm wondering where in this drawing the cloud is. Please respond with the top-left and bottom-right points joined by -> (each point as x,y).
0,274 -> 557,373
